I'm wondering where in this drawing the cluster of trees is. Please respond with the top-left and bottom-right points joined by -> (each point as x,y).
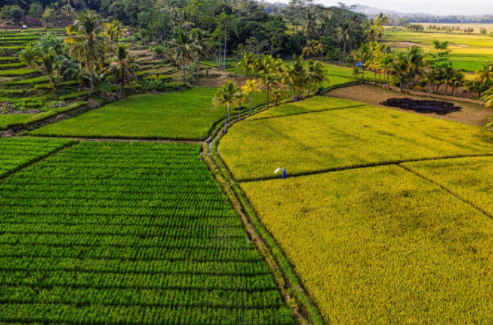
1,0 -> 380,63
352,40 -> 493,99
402,14 -> 493,24
19,11 -> 139,99
213,53 -> 328,132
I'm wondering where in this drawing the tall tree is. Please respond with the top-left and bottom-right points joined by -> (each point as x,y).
168,29 -> 199,82
65,10 -> 108,98
104,44 -> 139,97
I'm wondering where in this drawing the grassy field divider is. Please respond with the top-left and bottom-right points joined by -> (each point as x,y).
204,97 -> 326,324
0,140 -> 78,183
320,80 -> 360,95
250,104 -> 367,121
234,153 -> 493,183
398,162 -> 493,220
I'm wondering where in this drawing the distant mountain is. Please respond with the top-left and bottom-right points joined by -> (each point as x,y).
351,2 -> 493,16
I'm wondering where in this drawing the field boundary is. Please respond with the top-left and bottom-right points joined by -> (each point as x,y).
234,153 -> 493,183
206,122 -> 326,325
247,104 -> 367,121
0,140 -> 78,184
399,162 -> 493,220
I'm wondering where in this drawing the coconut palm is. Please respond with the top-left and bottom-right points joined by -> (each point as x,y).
104,45 -> 139,98
306,60 -> 329,96
65,10 -> 107,98
168,29 -> 200,82
441,65 -> 455,95
405,45 -> 427,93
238,52 -> 255,77
352,43 -> 371,83
336,20 -> 352,59
35,51 -> 61,99
475,63 -> 493,85
302,40 -> 323,59
212,79 -> 240,133
424,69 -> 438,97
272,89 -> 284,106
241,79 -> 262,116
450,70 -> 465,96
104,20 -> 126,47
191,28 -> 211,79
480,88 -> 493,107
263,74 -> 279,109
463,80 -> 475,99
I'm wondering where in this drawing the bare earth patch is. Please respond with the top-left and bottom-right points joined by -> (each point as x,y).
381,98 -> 462,115
328,84 -> 493,126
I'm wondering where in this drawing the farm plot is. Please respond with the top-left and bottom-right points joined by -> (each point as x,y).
402,156 -> 493,216
0,137 -> 75,179
241,165 -> 493,324
30,87 -> 267,140
219,100 -> 493,181
0,141 -> 295,324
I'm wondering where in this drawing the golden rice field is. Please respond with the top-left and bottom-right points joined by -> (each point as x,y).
219,98 -> 493,181
250,97 -> 364,120
402,156 -> 493,216
241,165 -> 493,324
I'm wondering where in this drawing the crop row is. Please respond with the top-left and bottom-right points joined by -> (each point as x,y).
0,183 -> 224,195
0,304 -> 296,325
1,286 -> 284,309
0,232 -> 251,250
0,214 -> 240,227
0,257 -> 271,276
0,244 -> 262,262
1,270 -> 276,291
0,223 -> 246,238
0,206 -> 236,218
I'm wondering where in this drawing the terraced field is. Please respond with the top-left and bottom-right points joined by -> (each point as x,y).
0,141 -> 295,324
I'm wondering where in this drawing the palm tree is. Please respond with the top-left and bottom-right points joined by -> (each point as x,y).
475,63 -> 493,85
352,43 -> 370,83
168,29 -> 199,82
480,88 -> 493,107
424,69 -> 438,97
104,20 -> 126,47
441,65 -> 455,95
390,52 -> 408,92
263,74 -> 279,109
405,46 -> 427,93
302,40 -> 323,59
65,10 -> 107,98
104,45 -> 139,98
35,51 -> 61,99
241,79 -> 262,116
306,60 -> 329,96
463,80 -> 475,99
336,21 -> 352,59
238,52 -> 255,77
212,79 -> 240,133
191,28 -> 211,79
272,89 -> 283,106
450,70 -> 465,96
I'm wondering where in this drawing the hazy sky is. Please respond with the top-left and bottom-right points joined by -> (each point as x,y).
272,0 -> 493,15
